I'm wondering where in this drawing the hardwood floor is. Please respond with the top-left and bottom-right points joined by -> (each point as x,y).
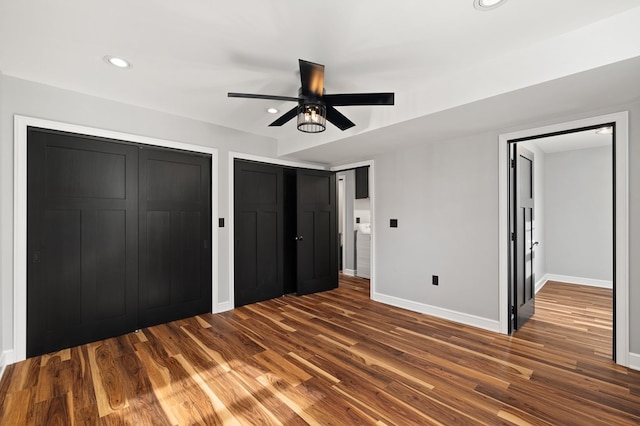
1,276 -> 639,425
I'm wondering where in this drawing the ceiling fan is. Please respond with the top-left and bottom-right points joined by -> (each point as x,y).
228,59 -> 394,133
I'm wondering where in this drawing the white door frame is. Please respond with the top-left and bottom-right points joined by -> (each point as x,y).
498,111 -> 629,367
331,160 -> 375,296
12,115 -> 219,364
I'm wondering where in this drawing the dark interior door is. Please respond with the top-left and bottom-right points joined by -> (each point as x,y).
513,144 -> 535,330
296,169 -> 338,295
139,148 -> 212,327
234,161 -> 284,306
27,128 -> 139,357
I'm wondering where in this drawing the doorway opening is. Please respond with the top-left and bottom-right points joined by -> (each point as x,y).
336,167 -> 371,281
508,124 -> 614,359
333,161 -> 375,299
499,111 -> 629,366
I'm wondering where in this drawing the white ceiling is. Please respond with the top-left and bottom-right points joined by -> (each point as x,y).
529,129 -> 612,154
1,1 -> 640,164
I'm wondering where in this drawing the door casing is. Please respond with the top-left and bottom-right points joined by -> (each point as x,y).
498,111 -> 629,367
12,115 -> 218,364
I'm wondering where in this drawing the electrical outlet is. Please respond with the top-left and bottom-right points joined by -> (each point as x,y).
432,275 -> 439,286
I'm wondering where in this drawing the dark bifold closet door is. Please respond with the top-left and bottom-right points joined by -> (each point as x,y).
296,169 -> 338,295
139,148 -> 212,327
234,161 -> 284,306
27,128 -> 139,357
27,127 -> 212,357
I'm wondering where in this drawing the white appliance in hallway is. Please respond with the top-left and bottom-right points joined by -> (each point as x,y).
356,223 -> 371,279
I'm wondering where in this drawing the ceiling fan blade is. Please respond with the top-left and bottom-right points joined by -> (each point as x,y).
299,59 -> 324,97
326,106 -> 355,131
323,92 -> 395,106
269,106 -> 298,127
228,92 -> 300,102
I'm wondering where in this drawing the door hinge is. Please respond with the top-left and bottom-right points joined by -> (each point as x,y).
511,305 -> 515,314
510,159 -> 515,168
510,232 -> 514,241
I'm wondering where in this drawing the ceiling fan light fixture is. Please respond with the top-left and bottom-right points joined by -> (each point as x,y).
473,0 -> 508,11
297,103 -> 326,133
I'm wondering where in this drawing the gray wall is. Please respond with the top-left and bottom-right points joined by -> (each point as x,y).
0,75 -> 278,356
545,146 -> 613,281
373,100 -> 640,354
374,132 -> 499,320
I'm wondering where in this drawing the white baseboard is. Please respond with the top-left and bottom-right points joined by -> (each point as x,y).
629,353 -> 640,372
371,292 -> 500,333
342,269 -> 356,276
214,301 -> 234,313
535,275 -> 549,294
0,350 -> 10,381
536,273 -> 612,291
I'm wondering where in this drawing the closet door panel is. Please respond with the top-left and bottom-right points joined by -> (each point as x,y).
27,128 -> 139,357
139,148 -> 212,327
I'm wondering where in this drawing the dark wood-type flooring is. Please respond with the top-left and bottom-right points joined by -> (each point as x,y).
1,277 -> 639,425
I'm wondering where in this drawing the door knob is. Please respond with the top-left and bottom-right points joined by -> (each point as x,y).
532,241 -> 540,248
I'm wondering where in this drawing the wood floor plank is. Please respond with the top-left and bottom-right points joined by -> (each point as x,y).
1,277 -> 639,425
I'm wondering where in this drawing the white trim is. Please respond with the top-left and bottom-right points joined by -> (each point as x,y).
534,276 -> 548,294
540,274 -> 613,290
227,152 -> 329,310
629,353 -> 640,372
342,269 -> 356,277
13,115 -> 219,364
232,152 -> 327,171
332,160 -> 375,297
330,160 -> 372,172
0,350 -> 9,381
372,291 -> 500,333
498,111 -> 629,367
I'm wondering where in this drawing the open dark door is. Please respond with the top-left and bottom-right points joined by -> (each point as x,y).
296,169 -> 338,295
512,144 -> 536,330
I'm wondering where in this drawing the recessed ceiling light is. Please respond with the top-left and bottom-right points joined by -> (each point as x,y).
103,55 -> 132,69
266,108 -> 279,114
474,0 -> 508,11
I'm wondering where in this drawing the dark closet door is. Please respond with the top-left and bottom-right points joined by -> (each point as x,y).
234,161 -> 284,306
139,148 -> 212,327
27,128 -> 139,357
296,169 -> 338,295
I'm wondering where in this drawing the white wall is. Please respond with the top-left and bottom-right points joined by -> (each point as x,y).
519,141 -> 546,288
544,146 -> 613,282
337,170 -> 356,272
0,76 -> 278,359
0,70 -> 5,367
354,198 -> 371,224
